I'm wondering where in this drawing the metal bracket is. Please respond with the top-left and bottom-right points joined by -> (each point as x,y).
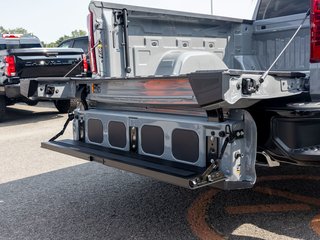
190,126 -> 245,188
189,162 -> 225,188
129,127 -> 138,152
207,135 -> 219,165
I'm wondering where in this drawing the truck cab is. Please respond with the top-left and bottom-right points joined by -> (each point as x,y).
0,34 -> 42,50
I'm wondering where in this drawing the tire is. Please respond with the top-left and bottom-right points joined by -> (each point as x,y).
26,100 -> 39,106
0,95 -> 6,122
54,99 -> 78,113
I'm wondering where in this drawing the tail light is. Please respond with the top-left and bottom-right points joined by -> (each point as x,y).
311,0 -> 320,62
82,54 -> 88,73
2,34 -> 23,39
4,56 -> 16,77
87,11 -> 97,74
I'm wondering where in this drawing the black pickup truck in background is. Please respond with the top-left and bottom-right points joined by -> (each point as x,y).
0,34 -> 88,121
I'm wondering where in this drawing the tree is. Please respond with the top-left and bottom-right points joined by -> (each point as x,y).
0,27 -> 87,48
55,35 -> 71,46
0,26 -> 6,33
8,27 -> 29,35
71,30 -> 87,38
43,29 -> 87,48
43,42 -> 58,48
0,26 -> 31,35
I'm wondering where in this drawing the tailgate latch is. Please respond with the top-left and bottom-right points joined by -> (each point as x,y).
242,78 -> 258,95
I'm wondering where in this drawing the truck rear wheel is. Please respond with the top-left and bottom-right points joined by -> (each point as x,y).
0,95 -> 6,122
26,100 -> 39,106
54,99 -> 78,113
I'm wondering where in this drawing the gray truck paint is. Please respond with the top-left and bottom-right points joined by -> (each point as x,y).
40,1 -> 318,190
89,2 -> 310,76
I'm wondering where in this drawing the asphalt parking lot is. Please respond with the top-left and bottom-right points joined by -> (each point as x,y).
1,103 -> 320,240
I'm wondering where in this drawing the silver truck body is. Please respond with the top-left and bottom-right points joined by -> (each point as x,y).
90,2 -> 309,76
42,0 -> 320,190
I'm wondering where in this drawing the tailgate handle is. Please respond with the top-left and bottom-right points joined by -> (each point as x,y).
45,52 -> 58,57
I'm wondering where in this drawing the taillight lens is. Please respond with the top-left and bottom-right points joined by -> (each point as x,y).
82,54 -> 88,73
4,56 -> 16,77
87,11 -> 97,73
311,0 -> 320,62
2,34 -> 22,39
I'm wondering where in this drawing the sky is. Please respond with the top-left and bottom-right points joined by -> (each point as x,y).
1,0 -> 258,43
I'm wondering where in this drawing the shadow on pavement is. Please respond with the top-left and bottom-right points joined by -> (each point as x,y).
0,104 -> 63,127
0,162 -> 199,240
1,162 -> 320,240
207,165 -> 320,240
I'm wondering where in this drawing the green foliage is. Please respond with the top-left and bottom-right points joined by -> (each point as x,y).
54,35 -> 71,47
8,27 -> 29,35
44,42 -> 60,48
44,30 -> 87,48
0,26 -> 31,35
71,30 -> 87,38
1,26 -> 87,48
0,26 -> 6,33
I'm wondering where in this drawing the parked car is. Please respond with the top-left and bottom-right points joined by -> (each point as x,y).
0,34 -> 88,121
58,36 -> 88,53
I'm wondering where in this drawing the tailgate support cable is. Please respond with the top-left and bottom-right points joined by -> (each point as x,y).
49,113 -> 75,142
49,85 -> 88,142
63,41 -> 100,78
259,9 -> 310,83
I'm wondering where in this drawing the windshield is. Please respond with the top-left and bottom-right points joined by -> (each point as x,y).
256,0 -> 309,20
0,43 -> 42,50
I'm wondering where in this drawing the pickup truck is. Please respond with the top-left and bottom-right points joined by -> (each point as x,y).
0,34 -> 88,121
37,0 -> 319,190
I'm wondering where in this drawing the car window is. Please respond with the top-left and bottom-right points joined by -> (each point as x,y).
257,0 -> 309,20
73,38 -> 89,53
0,43 -> 41,50
20,44 -> 42,48
59,40 -> 73,48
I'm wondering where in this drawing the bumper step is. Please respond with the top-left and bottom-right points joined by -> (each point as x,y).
42,140 -> 208,189
291,145 -> 320,163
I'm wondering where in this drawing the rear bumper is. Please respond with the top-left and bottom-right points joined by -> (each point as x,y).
20,78 -> 78,100
5,84 -> 21,98
0,86 -> 5,95
267,113 -> 320,165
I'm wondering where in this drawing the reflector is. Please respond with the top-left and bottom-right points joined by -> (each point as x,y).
2,34 -> 23,39
311,0 -> 320,62
87,12 -> 97,73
